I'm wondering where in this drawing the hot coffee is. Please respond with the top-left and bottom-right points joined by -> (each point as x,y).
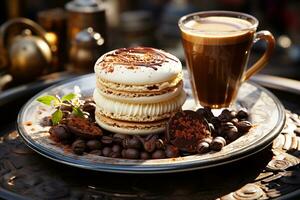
179,12 -> 275,108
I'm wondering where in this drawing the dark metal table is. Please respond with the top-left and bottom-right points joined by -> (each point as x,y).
0,74 -> 299,200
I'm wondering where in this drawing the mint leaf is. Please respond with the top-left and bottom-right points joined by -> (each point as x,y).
51,109 -> 63,125
37,95 -> 59,106
61,93 -> 77,102
72,107 -> 84,117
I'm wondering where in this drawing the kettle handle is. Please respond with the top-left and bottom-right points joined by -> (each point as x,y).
0,17 -> 50,49
0,18 -> 51,69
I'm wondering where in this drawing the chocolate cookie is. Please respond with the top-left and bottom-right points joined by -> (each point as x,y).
166,110 -> 211,153
65,117 -> 103,140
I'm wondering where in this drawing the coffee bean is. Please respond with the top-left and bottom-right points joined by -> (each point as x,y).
210,116 -> 220,127
155,139 -> 165,149
90,150 -> 102,156
220,122 -> 236,133
237,109 -> 248,120
86,140 -> 101,150
222,122 -> 235,129
143,138 -> 156,153
112,144 -> 122,153
123,148 -> 140,159
140,151 -> 151,159
101,135 -> 113,145
225,126 -> 238,134
221,109 -> 231,115
229,110 -> 237,119
210,117 -> 221,135
82,101 -> 96,119
196,108 -> 207,118
236,121 -> 252,133
49,124 -> 72,144
123,137 -> 142,149
218,114 -> 229,122
201,137 -> 213,144
165,145 -> 179,158
102,147 -> 112,157
231,118 -> 239,125
219,122 -> 236,136
208,123 -> 216,135
225,128 -> 240,142
113,133 -> 127,144
219,109 -> 232,121
152,150 -> 166,159
196,107 -> 214,120
211,137 -> 226,151
204,107 -> 214,119
197,141 -> 210,154
72,139 -> 86,155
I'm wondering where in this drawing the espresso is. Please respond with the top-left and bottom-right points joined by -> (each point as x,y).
181,16 -> 254,108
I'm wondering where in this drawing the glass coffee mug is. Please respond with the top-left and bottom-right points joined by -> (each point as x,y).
178,11 -> 275,108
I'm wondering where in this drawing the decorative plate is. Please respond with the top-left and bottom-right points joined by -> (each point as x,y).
17,72 -> 285,174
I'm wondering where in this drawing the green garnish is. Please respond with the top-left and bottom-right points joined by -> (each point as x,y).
36,92 -> 84,125
61,93 -> 77,102
72,106 -> 85,118
37,95 -> 59,106
51,109 -> 63,125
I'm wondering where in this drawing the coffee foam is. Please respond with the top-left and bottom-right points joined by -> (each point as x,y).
181,16 -> 255,45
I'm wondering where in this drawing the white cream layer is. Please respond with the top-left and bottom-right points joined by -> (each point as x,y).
93,89 -> 186,122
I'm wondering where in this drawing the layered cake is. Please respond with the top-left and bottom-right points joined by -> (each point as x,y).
93,47 -> 186,134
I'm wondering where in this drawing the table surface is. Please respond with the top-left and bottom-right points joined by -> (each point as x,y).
0,78 -> 300,200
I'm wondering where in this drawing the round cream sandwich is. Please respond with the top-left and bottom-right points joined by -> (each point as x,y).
93,47 -> 186,134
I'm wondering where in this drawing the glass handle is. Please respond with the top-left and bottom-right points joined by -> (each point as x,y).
243,30 -> 275,81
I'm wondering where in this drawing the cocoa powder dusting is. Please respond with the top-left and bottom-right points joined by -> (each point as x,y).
167,111 -> 211,153
98,47 -> 177,72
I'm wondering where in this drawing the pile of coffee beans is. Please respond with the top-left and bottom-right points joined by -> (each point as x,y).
71,132 -> 181,159
49,123 -> 179,159
197,107 -> 252,150
165,108 -> 252,154
44,99 -> 252,159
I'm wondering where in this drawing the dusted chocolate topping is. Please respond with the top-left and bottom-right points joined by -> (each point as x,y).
64,117 -> 103,140
98,47 -> 178,72
166,110 -> 211,153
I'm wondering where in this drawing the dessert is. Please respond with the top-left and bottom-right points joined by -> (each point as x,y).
40,95 -> 252,159
93,47 -> 186,134
65,117 -> 102,140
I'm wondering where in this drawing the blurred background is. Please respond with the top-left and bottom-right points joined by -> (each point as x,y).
0,0 -> 300,90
